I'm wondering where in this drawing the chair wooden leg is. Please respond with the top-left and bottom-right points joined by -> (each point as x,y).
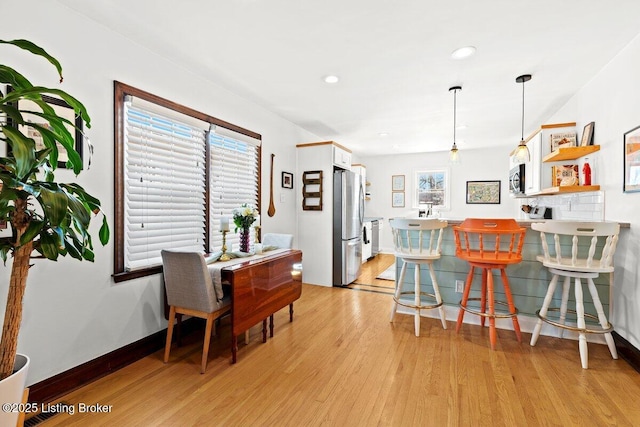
428,263 -> 447,329
289,303 -> 294,322
164,306 -> 176,364
390,261 -> 407,322
531,274 -> 559,346
201,314 -> 214,374
587,278 -> 618,360
558,276 -> 571,338
456,266 -> 475,333
500,268 -> 521,343
414,263 -> 421,336
480,269 -> 488,327
574,278 -> 589,369
487,269 -> 497,350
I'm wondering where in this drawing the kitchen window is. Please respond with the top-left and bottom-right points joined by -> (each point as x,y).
414,169 -> 450,211
113,82 -> 261,282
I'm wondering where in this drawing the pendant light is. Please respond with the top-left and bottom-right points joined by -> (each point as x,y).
514,74 -> 532,164
449,85 -> 462,164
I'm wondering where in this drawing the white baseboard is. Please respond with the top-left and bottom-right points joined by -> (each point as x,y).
395,304 -> 607,345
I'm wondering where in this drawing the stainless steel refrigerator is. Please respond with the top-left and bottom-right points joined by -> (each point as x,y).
333,169 -> 364,286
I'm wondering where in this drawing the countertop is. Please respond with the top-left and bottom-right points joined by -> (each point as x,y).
394,217 -> 630,228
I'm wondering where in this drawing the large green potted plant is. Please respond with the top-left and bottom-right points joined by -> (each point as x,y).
0,39 -> 108,420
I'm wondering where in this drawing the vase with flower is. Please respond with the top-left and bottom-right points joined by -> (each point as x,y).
233,203 -> 259,252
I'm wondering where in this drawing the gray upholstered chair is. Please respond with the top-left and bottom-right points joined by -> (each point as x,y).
161,250 -> 231,374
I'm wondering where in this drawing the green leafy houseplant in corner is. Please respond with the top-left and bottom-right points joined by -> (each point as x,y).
0,39 -> 109,380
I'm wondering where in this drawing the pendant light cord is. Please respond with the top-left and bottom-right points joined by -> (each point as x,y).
521,80 -> 525,141
453,88 -> 457,144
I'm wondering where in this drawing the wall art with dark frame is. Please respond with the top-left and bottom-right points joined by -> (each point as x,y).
282,171 -> 293,189
6,86 -> 83,169
624,125 -> 640,193
466,180 -> 501,204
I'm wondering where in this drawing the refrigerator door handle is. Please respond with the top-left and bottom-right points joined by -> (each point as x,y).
358,184 -> 365,226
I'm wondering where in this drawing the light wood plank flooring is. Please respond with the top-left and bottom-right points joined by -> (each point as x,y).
38,255 -> 640,426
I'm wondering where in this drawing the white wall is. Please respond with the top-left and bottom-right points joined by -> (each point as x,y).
360,148 -> 519,253
544,33 -> 640,350
1,0 -> 319,384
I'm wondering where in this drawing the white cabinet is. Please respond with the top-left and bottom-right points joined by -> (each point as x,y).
525,130 -> 542,195
333,145 -> 352,170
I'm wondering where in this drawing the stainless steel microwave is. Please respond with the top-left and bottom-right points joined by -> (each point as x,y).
509,164 -> 526,195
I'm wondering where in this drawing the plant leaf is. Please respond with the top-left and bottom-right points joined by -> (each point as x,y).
2,126 -> 36,179
99,215 -> 110,245
20,220 -> 44,246
38,185 -> 68,226
0,39 -> 63,82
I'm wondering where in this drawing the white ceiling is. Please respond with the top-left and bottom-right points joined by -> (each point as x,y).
59,0 -> 640,157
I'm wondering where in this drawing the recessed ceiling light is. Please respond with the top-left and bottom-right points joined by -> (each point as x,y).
451,46 -> 476,60
324,75 -> 339,84
379,132 -> 389,137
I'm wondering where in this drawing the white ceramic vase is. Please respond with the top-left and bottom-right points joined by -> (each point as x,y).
0,354 -> 30,427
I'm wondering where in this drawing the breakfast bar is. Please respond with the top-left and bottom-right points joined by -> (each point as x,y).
392,219 -> 630,337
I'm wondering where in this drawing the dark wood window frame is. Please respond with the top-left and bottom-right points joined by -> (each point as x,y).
113,81 -> 262,282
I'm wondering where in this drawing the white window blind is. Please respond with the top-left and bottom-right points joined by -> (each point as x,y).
124,100 -> 207,271
209,130 -> 260,252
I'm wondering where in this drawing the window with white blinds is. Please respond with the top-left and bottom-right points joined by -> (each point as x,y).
209,130 -> 260,252
124,101 -> 207,271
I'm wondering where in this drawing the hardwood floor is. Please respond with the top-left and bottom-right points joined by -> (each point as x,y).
37,255 -> 640,426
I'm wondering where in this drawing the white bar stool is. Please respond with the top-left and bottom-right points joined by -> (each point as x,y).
389,218 -> 448,336
530,221 -> 620,369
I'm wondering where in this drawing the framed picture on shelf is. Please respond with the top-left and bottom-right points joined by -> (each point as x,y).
550,132 -> 577,152
391,175 -> 405,191
392,191 -> 405,208
281,171 -> 293,189
9,87 -> 84,169
624,125 -> 640,193
465,180 -> 501,204
581,122 -> 595,147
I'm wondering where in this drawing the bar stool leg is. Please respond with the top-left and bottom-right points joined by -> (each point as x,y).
500,268 -> 521,343
587,278 -> 618,359
428,262 -> 447,329
487,269 -> 497,350
480,269 -> 488,327
558,276 -> 571,338
530,274 -> 559,346
390,261 -> 407,322
574,278 -> 589,369
414,263 -> 421,337
456,266 -> 475,333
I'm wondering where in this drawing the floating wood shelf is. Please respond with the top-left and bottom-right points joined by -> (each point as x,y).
543,145 -> 600,162
534,185 -> 600,196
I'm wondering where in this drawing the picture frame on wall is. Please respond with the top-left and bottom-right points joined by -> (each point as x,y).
9,89 -> 84,169
282,171 -> 293,189
465,180 -> 501,204
580,122 -> 595,147
623,125 -> 640,193
392,191 -> 405,208
391,175 -> 405,191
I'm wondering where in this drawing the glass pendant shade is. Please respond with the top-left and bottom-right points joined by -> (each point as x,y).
514,74 -> 532,165
449,142 -> 460,164
514,139 -> 530,164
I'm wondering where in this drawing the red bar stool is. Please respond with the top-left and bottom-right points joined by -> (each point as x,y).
453,218 -> 526,349
529,221 -> 619,369
389,218 -> 448,336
